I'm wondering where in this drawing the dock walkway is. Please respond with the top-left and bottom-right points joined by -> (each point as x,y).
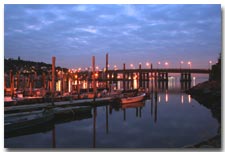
5,96 -> 116,114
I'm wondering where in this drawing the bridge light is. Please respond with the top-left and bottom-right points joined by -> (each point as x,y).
157,61 -> 161,69
164,62 -> 168,68
113,65 -> 117,70
130,64 -> 134,69
180,61 -> 184,69
209,60 -> 212,69
96,66 -> 99,71
146,62 -> 150,68
188,61 -> 192,69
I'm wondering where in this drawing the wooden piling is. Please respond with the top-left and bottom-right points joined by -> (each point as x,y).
42,72 -> 46,89
139,64 -> 142,88
52,56 -> 56,96
10,70 -> 14,98
106,53 -> 108,89
29,74 -> 32,96
92,56 -> 96,98
4,74 -> 6,90
123,63 -> 126,91
16,72 -> 20,90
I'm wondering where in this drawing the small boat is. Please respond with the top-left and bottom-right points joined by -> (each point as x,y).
120,93 -> 146,104
121,101 -> 145,109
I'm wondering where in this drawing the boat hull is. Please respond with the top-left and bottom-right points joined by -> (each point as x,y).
121,93 -> 146,104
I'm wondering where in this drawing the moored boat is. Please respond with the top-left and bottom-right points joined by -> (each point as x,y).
121,101 -> 145,109
120,93 -> 146,104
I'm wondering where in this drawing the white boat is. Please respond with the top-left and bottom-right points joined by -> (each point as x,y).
120,93 -> 146,104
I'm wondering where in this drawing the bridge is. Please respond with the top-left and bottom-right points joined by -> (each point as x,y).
72,67 -> 211,91
106,68 -> 210,74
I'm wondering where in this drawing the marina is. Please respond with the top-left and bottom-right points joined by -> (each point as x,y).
4,4 -> 221,148
4,75 -> 220,148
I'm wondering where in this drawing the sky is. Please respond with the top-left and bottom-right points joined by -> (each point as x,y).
4,4 -> 221,69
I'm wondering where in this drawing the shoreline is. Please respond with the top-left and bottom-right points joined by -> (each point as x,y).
186,80 -> 221,148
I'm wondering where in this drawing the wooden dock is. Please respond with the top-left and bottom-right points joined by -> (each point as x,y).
4,96 -> 117,114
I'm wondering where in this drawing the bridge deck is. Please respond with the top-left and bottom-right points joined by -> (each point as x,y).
79,68 -> 210,74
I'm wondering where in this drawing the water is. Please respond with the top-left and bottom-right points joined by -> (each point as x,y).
5,76 -> 219,148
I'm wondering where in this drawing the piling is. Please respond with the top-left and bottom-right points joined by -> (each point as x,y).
10,70 -> 14,98
52,56 -> 56,96
92,56 -> 96,98
139,63 -> 142,88
106,53 -> 109,89
16,72 -> 20,91
123,63 -> 126,91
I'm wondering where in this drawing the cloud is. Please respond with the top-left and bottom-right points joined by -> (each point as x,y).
75,5 -> 87,11
4,4 -> 221,69
123,5 -> 137,17
78,26 -> 98,34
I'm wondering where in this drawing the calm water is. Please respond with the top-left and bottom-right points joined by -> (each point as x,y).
5,76 -> 219,148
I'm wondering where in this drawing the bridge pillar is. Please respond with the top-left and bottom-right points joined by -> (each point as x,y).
180,72 -> 191,82
165,72 -> 168,82
114,72 -> 118,89
158,72 -> 161,82
154,72 -> 157,89
131,72 -> 134,89
180,72 -> 192,90
188,73 -> 191,81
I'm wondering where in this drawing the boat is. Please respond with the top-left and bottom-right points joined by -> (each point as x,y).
121,101 -> 145,109
120,93 -> 146,104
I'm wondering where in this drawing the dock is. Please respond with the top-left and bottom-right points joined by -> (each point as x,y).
4,96 -> 117,114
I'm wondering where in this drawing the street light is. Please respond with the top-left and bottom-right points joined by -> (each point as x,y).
96,66 -> 99,71
146,62 -> 150,68
130,64 -> 134,69
157,61 -> 161,69
164,62 -> 168,68
113,65 -> 117,70
187,61 -> 192,69
180,61 -> 184,69
209,60 -> 212,69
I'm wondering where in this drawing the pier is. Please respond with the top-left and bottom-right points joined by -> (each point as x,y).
4,54 -> 211,101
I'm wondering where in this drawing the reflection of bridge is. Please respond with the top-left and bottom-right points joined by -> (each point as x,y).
76,67 -> 211,91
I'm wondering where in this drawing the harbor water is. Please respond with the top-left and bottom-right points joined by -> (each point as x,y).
5,75 -> 219,148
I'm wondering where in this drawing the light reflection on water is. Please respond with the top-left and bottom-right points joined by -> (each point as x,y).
5,76 -> 219,148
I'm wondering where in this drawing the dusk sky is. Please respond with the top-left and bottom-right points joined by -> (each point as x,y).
4,4 -> 221,69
